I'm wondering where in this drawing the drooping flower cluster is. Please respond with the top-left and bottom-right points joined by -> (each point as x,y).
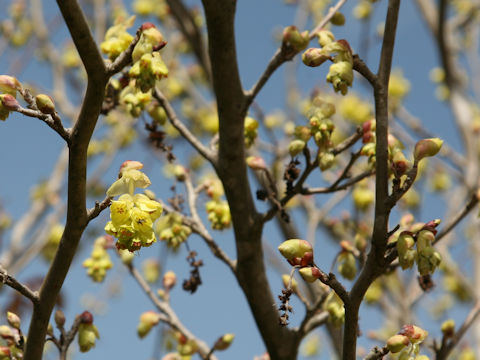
77,311 -> 100,353
155,212 -> 192,249
202,176 -> 231,230
0,312 -> 23,360
105,161 -> 163,252
82,236 -> 114,282
302,33 -> 354,95
288,96 -> 337,171
244,116 -> 258,148
386,324 -> 428,359
396,219 -> 442,276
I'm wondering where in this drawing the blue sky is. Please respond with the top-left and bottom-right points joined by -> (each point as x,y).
0,0 -> 473,359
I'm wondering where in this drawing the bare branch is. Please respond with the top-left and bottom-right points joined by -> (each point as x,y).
153,89 -> 217,165
0,266 -> 38,304
126,262 -> 218,360
183,175 -> 236,273
86,196 -> 112,222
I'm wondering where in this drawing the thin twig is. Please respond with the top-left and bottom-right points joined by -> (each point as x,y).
0,266 -> 38,304
153,89 -> 217,165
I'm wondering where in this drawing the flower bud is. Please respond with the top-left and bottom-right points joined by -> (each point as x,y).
0,326 -> 13,340
416,229 -> 435,251
326,61 -> 354,95
302,48 -> 328,67
0,94 -> 19,110
35,94 -> 55,114
413,138 -> 443,162
246,156 -> 267,171
0,347 -> 10,358
80,311 -> 93,324
397,232 -> 416,270
392,151 -> 411,176
338,252 -> 357,280
400,324 -> 428,344
316,30 -> 335,47
173,165 -> 187,182
330,12 -> 345,26
278,239 -> 314,266
142,259 -> 160,284
54,309 -> 66,327
281,274 -> 298,292
288,139 -> 306,157
386,334 -> 409,353
298,266 -> 322,283
0,75 -> 21,96
318,152 -> 335,171
213,333 -> 235,351
163,270 -> 177,291
120,160 -> 144,172
282,26 -> 309,51
6,312 -> 20,329
137,311 -> 161,338
78,323 -> 100,352
441,319 -> 455,337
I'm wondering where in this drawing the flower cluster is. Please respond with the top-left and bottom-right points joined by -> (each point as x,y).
155,212 -> 192,249
244,116 -> 258,148
105,161 -> 163,252
0,75 -> 22,121
0,312 -> 24,360
302,33 -> 354,95
205,200 -> 231,230
83,236 -> 114,282
42,223 -> 64,262
396,219 -> 442,276
386,324 -> 428,359
77,311 -> 100,353
288,96 -> 336,171
100,16 -> 135,59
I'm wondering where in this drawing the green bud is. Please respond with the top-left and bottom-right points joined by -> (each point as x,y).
441,319 -> 455,337
137,311 -> 161,338
316,30 -> 335,47
413,138 -> 443,162
386,334 -> 409,353
35,94 -> 55,114
288,139 -> 306,157
318,152 -> 335,171
278,239 -> 314,266
6,312 -> 20,329
337,252 -> 357,280
281,274 -> 298,292
326,61 -> 353,95
330,12 -> 346,26
298,266 -> 322,283
213,333 -> 235,351
282,26 -> 309,51
302,48 -> 328,67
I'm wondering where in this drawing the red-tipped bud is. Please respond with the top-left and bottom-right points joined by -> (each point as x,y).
120,160 -> 144,172
278,239 -> 314,266
79,311 -> 93,325
141,22 -> 156,30
0,75 -> 21,95
400,324 -> 428,344
298,266 -> 322,283
213,333 -> 235,351
0,94 -> 19,110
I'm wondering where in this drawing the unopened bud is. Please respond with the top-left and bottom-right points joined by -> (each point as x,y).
282,26 -> 309,51
0,94 -> 19,110
288,139 -> 306,157
281,274 -> 298,292
173,165 -> 187,182
79,311 -> 93,325
54,309 -> 66,327
330,12 -> 345,26
0,75 -> 21,95
386,334 -> 409,353
137,311 -> 161,338
298,266 -> 322,283
213,333 -> 235,351
278,239 -> 314,266
441,319 -> 455,337
400,324 -> 428,344
302,48 -> 328,67
163,271 -> 177,290
6,312 -> 20,329
35,94 -> 55,114
246,156 -> 267,171
414,138 -> 443,162
316,30 -> 335,47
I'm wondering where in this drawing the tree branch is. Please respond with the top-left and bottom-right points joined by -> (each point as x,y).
0,266 -> 38,304
153,88 -> 217,165
23,0 -> 109,358
126,262 -> 217,360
